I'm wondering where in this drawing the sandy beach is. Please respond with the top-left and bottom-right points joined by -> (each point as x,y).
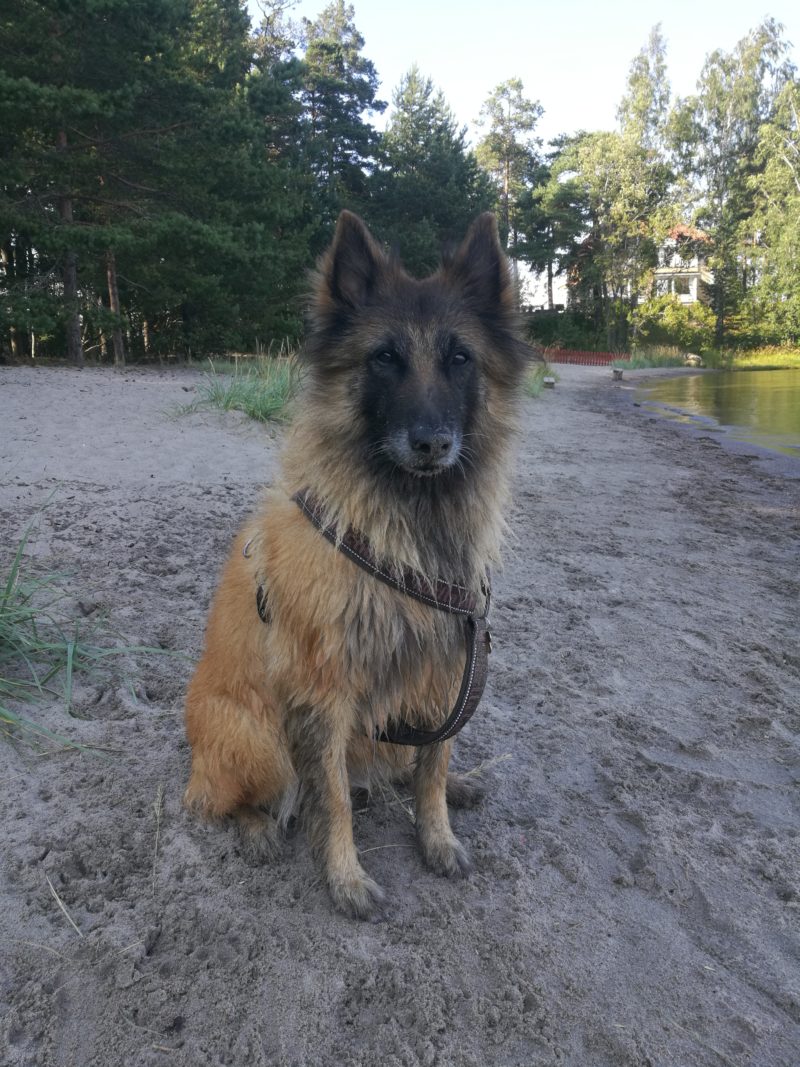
1,362 -> 798,1067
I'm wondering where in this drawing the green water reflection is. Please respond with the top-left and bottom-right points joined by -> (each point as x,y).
640,369 -> 800,458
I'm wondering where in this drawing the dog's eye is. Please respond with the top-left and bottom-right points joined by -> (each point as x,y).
451,350 -> 470,366
373,350 -> 397,366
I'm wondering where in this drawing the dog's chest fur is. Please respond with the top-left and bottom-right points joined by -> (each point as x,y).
250,492 -> 470,734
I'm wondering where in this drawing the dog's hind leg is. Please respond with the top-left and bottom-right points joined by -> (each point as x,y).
414,741 -> 472,877
184,686 -> 295,860
376,763 -> 486,810
287,705 -> 385,919
185,768 -> 284,862
445,771 -> 486,810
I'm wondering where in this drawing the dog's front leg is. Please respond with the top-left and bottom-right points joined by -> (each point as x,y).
287,706 -> 385,919
414,741 -> 471,877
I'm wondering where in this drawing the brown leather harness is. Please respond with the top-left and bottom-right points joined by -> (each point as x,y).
256,488 -> 492,747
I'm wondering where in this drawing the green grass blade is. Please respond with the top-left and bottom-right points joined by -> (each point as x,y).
1,504 -> 178,751
64,637 -> 76,716
1,523 -> 32,606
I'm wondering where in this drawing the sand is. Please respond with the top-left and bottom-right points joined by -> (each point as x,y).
0,362 -> 798,1067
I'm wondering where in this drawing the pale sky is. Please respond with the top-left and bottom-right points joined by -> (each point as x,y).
246,0 -> 797,145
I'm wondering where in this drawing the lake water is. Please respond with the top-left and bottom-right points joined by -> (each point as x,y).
638,369 -> 800,460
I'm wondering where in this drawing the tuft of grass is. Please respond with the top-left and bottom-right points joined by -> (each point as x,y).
616,346 -> 688,370
1,516 -> 173,750
613,355 -> 688,370
525,362 -> 556,397
728,347 -> 800,370
181,352 -> 303,424
621,345 -> 800,372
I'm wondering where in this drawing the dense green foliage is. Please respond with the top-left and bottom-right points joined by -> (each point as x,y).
1,0 -> 312,361
1,5 -> 798,361
366,65 -> 493,275
520,20 -> 800,351
671,19 -> 796,346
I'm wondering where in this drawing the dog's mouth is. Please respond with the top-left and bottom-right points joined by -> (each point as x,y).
406,462 -> 449,477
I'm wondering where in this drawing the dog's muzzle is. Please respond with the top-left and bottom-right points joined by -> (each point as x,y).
388,427 -> 462,475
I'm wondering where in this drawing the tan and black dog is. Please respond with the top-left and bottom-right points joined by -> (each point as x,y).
184,211 -> 528,917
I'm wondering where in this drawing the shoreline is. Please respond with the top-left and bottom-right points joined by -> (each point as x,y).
560,361 -> 800,481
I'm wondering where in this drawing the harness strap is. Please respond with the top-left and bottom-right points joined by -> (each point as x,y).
290,488 -> 492,747
374,615 -> 491,746
292,490 -> 478,615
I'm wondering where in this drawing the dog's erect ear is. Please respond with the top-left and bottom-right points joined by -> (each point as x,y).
446,213 -> 513,315
322,211 -> 387,309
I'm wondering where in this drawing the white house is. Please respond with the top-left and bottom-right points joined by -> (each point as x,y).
652,224 -> 713,304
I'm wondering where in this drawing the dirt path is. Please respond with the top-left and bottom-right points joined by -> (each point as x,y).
1,364 -> 798,1067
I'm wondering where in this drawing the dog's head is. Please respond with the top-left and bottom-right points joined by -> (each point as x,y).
304,211 -> 529,481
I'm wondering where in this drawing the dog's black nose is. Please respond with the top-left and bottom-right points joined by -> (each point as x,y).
409,427 -> 453,459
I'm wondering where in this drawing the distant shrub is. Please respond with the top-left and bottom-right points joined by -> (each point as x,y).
631,295 -> 715,352
612,347 -> 687,369
524,309 -> 602,351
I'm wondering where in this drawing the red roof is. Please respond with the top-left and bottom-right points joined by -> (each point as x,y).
667,224 -> 710,243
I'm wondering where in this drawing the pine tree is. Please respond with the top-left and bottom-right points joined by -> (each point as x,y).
475,79 -> 543,255
0,0 -> 313,361
516,147 -> 586,311
367,65 -> 492,274
298,0 -> 385,234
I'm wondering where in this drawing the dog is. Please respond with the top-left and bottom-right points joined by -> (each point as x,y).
184,210 -> 528,918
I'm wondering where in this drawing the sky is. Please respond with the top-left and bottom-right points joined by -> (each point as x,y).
246,0 -> 798,145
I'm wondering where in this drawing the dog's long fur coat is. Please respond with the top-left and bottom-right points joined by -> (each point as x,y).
184,211 -> 528,917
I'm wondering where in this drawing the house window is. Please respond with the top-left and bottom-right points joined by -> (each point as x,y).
673,276 -> 691,296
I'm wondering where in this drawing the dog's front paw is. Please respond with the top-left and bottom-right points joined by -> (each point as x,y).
418,831 -> 472,878
328,869 -> 386,920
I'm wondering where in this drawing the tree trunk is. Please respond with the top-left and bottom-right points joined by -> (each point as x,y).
142,319 -> 152,356
57,130 -> 84,367
105,249 -> 126,366
714,272 -> 725,347
503,156 -> 510,245
546,259 -> 554,310
0,246 -> 18,358
62,246 -> 83,366
600,279 -> 610,346
97,297 -> 108,361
